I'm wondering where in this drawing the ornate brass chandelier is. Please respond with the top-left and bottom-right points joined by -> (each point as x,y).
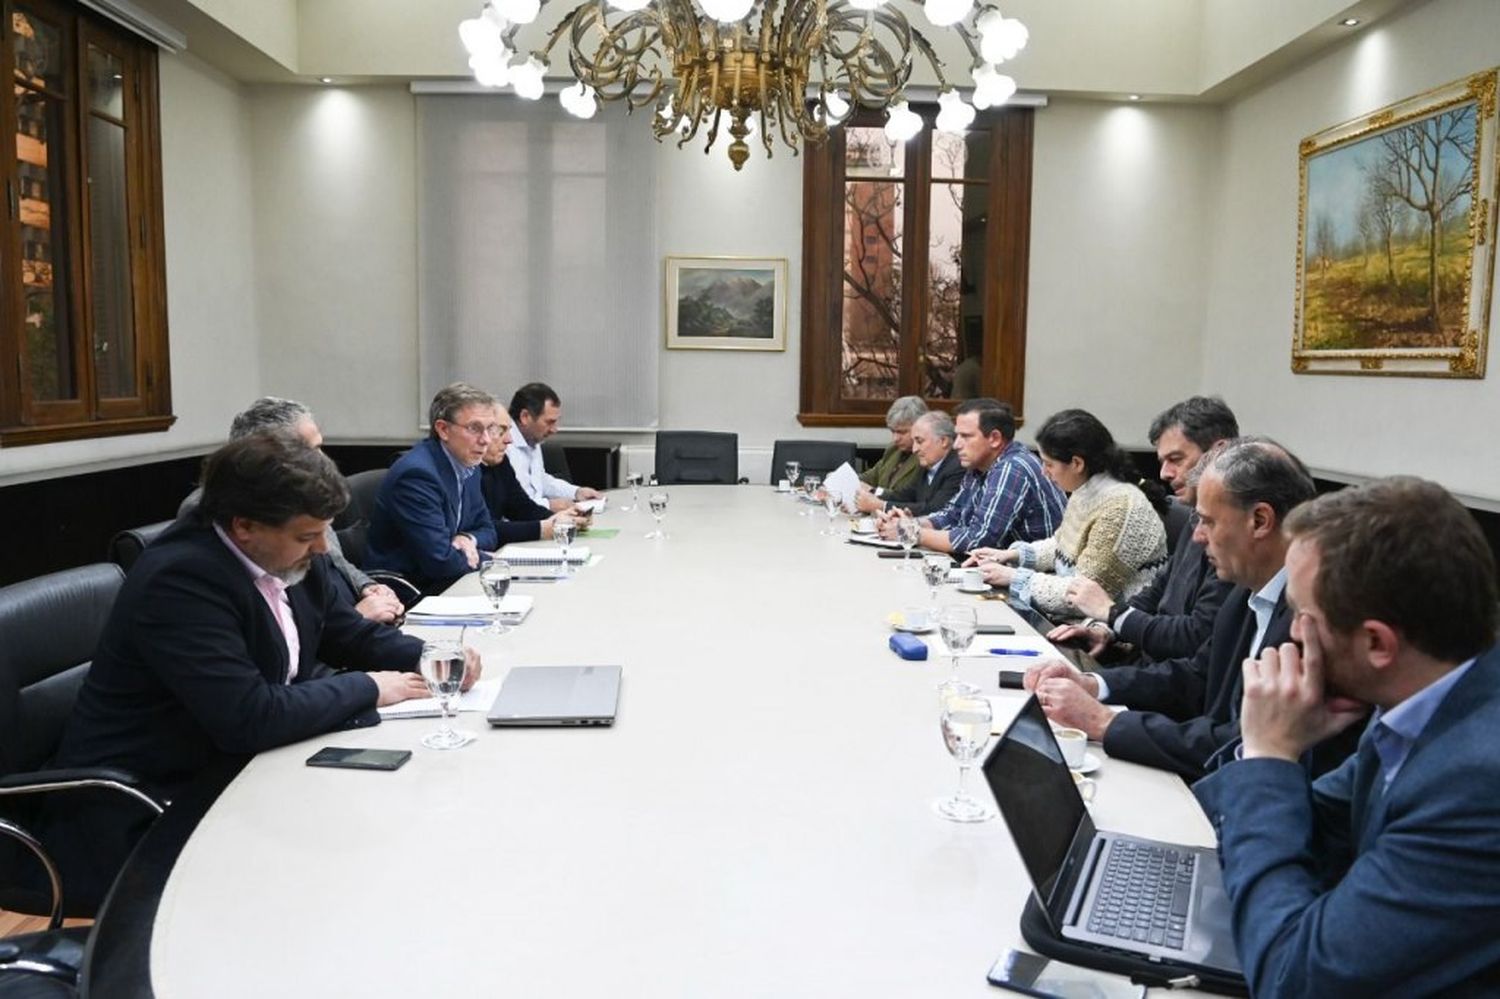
457,0 -> 1027,170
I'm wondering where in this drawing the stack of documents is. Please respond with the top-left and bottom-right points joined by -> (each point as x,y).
378,679 -> 501,719
501,546 -> 591,566
406,594 -> 534,626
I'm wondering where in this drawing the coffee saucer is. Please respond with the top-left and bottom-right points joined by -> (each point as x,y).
1071,752 -> 1102,775
892,623 -> 934,634
958,583 -> 991,594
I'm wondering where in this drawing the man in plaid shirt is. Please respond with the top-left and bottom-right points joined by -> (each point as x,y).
881,398 -> 1064,556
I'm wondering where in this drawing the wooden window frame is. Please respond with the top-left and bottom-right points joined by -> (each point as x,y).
0,0 -> 172,447
799,105 -> 1033,428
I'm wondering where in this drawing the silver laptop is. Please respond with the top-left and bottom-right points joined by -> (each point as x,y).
984,695 -> 1241,978
486,665 -> 621,727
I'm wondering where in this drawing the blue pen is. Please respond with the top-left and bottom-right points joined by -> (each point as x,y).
988,647 -> 1042,656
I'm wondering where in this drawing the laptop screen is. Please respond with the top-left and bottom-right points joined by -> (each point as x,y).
983,695 -> 1090,905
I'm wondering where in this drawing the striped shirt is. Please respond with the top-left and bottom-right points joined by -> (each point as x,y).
928,440 -> 1065,553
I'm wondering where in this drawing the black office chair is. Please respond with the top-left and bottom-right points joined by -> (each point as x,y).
343,469 -> 387,529
0,566 -> 166,994
768,440 -> 858,484
654,431 -> 739,485
541,439 -> 573,483
106,520 -> 173,574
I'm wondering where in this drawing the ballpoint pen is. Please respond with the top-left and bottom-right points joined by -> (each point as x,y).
988,647 -> 1042,656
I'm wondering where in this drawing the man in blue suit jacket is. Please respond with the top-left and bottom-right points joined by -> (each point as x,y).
1195,476 -> 1500,997
367,382 -> 501,594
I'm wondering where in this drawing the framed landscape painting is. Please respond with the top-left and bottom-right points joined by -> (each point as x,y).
665,256 -> 787,351
1293,69 -> 1499,377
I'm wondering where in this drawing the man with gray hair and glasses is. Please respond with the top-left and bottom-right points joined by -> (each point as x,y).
367,383 -> 501,594
1024,437 -> 1359,781
859,410 -> 963,518
180,397 -> 404,624
854,395 -> 926,506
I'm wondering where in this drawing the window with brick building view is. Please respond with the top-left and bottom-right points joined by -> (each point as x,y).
2,1 -> 171,445
800,106 -> 1034,426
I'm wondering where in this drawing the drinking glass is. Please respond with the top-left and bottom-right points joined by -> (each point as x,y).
621,471 -> 644,512
478,559 -> 512,635
800,474 -> 821,517
937,604 -> 978,692
922,555 -> 950,607
554,518 -> 577,579
821,491 -> 843,536
894,516 -> 921,570
934,691 -> 995,822
418,640 -> 475,750
784,460 -> 801,493
646,491 -> 670,539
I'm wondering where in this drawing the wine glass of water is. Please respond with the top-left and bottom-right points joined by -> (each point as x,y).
554,518 -> 577,579
934,691 -> 995,822
800,474 -> 821,517
646,491 -> 670,539
821,490 -> 844,536
478,559 -> 511,635
937,604 -> 978,693
621,471 -> 644,512
419,640 -> 475,750
895,515 -> 921,570
784,460 -> 801,493
922,555 -> 949,607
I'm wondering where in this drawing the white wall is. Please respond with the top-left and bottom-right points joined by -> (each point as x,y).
0,52 -> 260,484
1024,100 -> 1219,448
1201,0 -> 1500,500
248,85 -> 420,440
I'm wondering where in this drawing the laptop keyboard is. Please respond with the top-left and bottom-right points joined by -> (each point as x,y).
1086,841 -> 1195,951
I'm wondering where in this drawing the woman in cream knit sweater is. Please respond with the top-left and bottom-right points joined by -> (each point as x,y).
968,409 -> 1168,619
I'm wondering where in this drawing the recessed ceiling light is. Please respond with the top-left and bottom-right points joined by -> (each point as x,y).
319,77 -> 334,84
1340,17 -> 1360,26
1127,94 -> 1142,102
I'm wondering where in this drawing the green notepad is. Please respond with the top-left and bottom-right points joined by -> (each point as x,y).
581,527 -> 620,539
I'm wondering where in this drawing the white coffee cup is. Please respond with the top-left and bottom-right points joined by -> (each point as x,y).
777,479 -> 791,492
856,517 -> 876,533
1054,726 -> 1088,769
1072,769 -> 1096,803
959,567 -> 986,591
902,606 -> 931,631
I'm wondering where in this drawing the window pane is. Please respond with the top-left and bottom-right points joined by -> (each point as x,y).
926,181 -> 987,399
12,9 -> 63,92
86,45 -> 124,118
87,116 -> 135,398
931,128 -> 991,181
16,85 -> 76,402
841,179 -> 903,400
844,126 -> 903,179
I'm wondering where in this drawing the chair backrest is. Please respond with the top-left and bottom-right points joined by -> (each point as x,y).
768,439 -> 858,484
541,439 -> 574,482
1162,496 -> 1193,558
654,431 -> 738,485
0,564 -> 124,776
107,520 -> 173,573
344,469 -> 387,529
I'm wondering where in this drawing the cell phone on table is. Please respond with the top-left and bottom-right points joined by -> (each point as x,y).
306,746 -> 412,771
998,669 -> 1026,690
976,623 -> 1016,635
987,949 -> 1146,998
876,549 -> 919,559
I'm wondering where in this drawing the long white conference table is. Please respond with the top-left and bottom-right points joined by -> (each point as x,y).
147,486 -> 1217,997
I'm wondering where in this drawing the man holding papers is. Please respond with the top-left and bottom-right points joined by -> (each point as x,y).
47,432 -> 481,908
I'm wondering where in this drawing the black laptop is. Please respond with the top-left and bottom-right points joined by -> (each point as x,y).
983,695 -> 1241,978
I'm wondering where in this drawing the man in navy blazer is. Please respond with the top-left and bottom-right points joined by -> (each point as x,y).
366,382 -> 501,594
875,411 -> 965,518
1195,477 -> 1500,996
48,433 -> 454,908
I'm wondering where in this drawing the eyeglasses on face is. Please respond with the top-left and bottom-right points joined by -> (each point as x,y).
445,420 -> 502,439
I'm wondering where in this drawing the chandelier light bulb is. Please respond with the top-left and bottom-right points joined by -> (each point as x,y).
935,89 -> 976,133
481,3 -> 509,29
559,81 -> 598,118
979,13 -> 1027,63
510,56 -> 547,99
458,17 -> 503,57
472,52 -> 512,88
883,101 -> 923,143
970,63 -> 1016,109
493,0 -> 541,26
823,90 -> 851,123
923,0 -> 972,28
699,0 -> 754,22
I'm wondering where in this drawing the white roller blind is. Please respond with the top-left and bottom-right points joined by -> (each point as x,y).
415,96 -> 659,429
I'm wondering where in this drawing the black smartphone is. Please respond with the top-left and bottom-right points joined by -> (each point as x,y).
306,747 -> 412,771
976,623 -> 1016,635
986,949 -> 1146,998
876,549 -> 919,559
998,669 -> 1026,690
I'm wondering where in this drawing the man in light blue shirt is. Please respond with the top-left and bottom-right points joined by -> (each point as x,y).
1195,476 -> 1500,997
506,382 -> 603,511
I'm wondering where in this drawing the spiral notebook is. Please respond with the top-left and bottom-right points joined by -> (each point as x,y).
406,594 -> 533,625
499,545 -> 591,566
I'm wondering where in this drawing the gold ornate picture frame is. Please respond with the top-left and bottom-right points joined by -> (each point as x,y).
664,255 -> 788,351
1293,69 -> 1499,377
